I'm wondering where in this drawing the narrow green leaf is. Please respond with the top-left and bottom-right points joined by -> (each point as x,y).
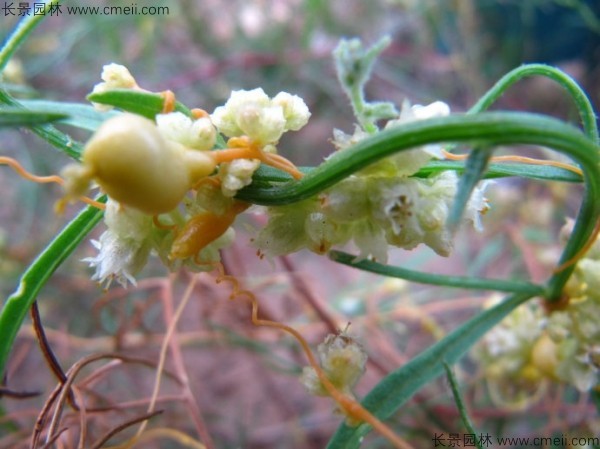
417,160 -> 583,183
329,250 -> 545,296
326,293 -> 531,448
0,89 -> 85,160
87,89 -> 193,119
443,363 -> 484,449
0,108 -> 67,126
0,199 -> 105,380
19,100 -> 118,131
0,1 -> 60,73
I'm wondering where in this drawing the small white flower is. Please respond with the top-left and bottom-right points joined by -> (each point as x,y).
301,331 -> 368,399
211,88 -> 272,139
156,112 -> 216,151
83,231 -> 151,288
219,158 -> 261,197
272,91 -> 311,131
91,63 -> 138,111
465,180 -> 492,232
237,103 -> 286,145
99,63 -> 137,89
83,199 -> 153,288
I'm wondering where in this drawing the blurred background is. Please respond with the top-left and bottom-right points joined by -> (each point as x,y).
1,1 -> 599,448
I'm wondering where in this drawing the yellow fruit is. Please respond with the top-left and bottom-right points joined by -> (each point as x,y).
82,113 -> 215,215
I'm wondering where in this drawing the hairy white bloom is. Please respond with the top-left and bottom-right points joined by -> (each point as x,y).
156,112 -> 216,151
219,158 -> 261,197
83,231 -> 151,288
83,199 -> 153,288
211,88 -> 310,146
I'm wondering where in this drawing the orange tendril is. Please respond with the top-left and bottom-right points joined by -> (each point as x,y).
211,137 -> 304,180
553,218 -> 600,273
441,150 -> 583,176
0,156 -> 105,210
212,262 -> 413,449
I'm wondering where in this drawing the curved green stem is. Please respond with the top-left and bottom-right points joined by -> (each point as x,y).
238,112 -> 597,205
468,63 -> 599,144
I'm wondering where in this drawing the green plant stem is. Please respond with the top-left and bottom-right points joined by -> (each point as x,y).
0,0 -> 60,73
329,250 -> 545,295
443,363 -> 484,449
0,200 -> 105,380
468,63 -> 599,144
237,112 -> 597,206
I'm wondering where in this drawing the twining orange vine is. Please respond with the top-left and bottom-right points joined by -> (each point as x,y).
0,156 -> 106,210
212,262 -> 414,449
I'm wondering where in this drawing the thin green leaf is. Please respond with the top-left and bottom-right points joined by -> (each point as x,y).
447,147 -> 492,232
87,89 -> 193,119
0,199 -> 105,380
443,363 -> 484,449
0,1 -> 60,73
329,250 -> 545,296
326,293 -> 531,448
19,100 -> 118,131
0,89 -> 85,159
0,108 -> 67,126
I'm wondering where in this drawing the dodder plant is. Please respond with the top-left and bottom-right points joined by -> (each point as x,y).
1,4 -> 599,448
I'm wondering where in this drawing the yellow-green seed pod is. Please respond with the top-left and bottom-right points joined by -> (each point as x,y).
83,113 -> 215,215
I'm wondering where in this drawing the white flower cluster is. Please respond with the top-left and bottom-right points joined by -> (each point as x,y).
211,88 -> 310,146
156,112 -> 216,152
211,88 -> 310,197
255,101 -> 489,262
474,221 -> 600,403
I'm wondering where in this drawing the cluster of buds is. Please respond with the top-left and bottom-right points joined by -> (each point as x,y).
300,330 -> 368,414
474,220 -> 600,406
